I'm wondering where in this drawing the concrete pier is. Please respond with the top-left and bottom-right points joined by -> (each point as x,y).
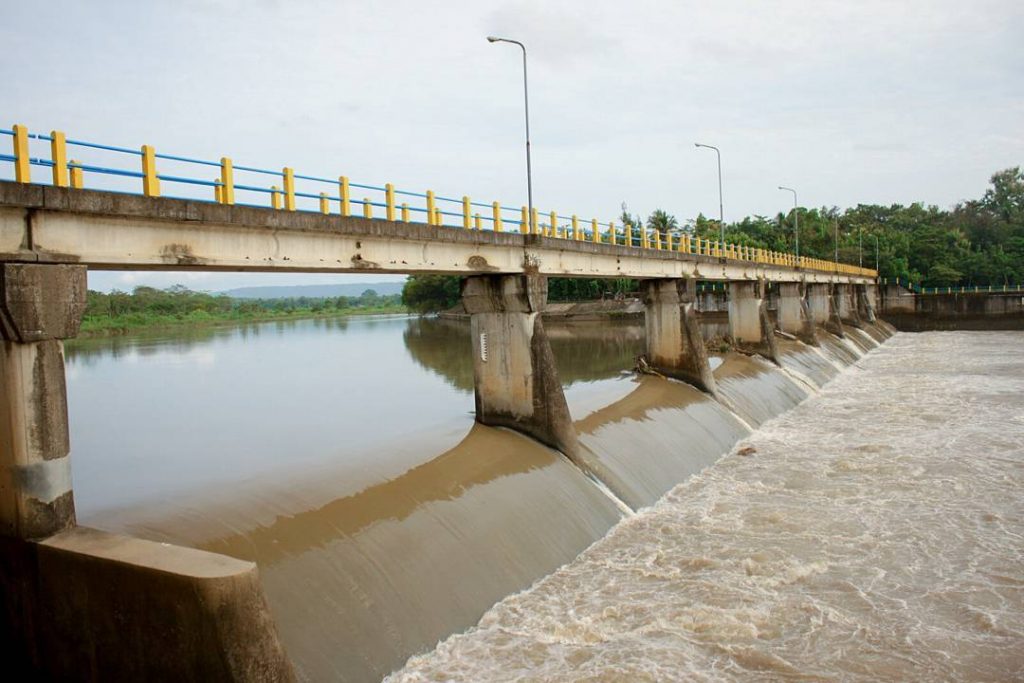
859,284 -> 878,323
728,280 -> 779,363
462,274 -> 579,462
641,278 -> 717,394
776,282 -> 817,345
836,284 -> 862,328
0,264 -> 86,540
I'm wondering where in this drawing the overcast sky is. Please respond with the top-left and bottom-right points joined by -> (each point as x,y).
5,0 -> 1022,292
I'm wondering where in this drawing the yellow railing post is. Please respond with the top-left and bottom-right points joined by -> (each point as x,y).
50,131 -> 68,187
386,183 -> 396,221
271,185 -> 281,209
520,206 -> 528,233
214,180 -> 223,204
282,167 -> 295,211
493,202 -> 502,232
401,203 -> 410,222
572,215 -> 580,240
434,207 -> 442,226
220,157 -> 235,205
682,235 -> 690,253
641,228 -> 649,250
608,221 -> 616,245
12,124 -> 30,183
319,192 -> 329,214
591,219 -> 600,243
363,198 -> 372,219
69,160 -> 83,189
654,231 -> 663,250
550,211 -> 558,238
339,176 -> 351,216
531,208 -> 539,235
474,213 -> 481,230
463,196 -> 472,229
141,144 -> 160,197
427,190 -> 436,226
666,232 -> 673,251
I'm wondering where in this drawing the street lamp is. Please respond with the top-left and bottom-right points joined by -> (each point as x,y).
859,227 -> 863,268
487,36 -> 533,230
778,186 -> 799,264
870,234 -> 880,272
833,215 -> 838,267
694,143 -> 724,253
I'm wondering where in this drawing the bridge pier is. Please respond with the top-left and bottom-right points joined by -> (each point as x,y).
858,284 -> 878,323
776,282 -> 817,345
462,274 -> 579,461
727,280 -> 779,363
0,264 -> 86,540
641,278 -> 717,394
836,283 -> 862,328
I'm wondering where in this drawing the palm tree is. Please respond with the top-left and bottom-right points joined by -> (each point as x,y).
646,209 -> 679,242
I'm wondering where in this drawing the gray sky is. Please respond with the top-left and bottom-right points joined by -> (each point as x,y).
5,0 -> 1022,292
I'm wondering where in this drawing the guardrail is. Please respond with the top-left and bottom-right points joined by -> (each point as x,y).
2,123 -> 877,278
883,278 -> 1022,294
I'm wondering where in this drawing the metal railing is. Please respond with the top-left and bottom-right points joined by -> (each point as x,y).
883,278 -> 1022,294
2,123 -> 877,278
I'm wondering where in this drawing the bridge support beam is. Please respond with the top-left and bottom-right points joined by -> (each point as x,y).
641,278 -> 717,394
836,283 -> 862,328
0,263 -> 86,540
776,282 -> 818,345
462,274 -> 579,461
728,280 -> 779,363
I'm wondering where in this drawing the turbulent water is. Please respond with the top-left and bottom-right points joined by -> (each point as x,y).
387,331 -> 1024,682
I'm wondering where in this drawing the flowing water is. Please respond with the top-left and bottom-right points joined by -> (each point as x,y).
66,316 -> 1022,682
387,331 -> 1024,682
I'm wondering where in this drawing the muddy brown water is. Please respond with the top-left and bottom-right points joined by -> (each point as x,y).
66,316 -> 1017,682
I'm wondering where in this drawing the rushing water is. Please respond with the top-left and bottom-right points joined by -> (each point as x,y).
66,316 -> 1021,682
387,331 -> 1024,682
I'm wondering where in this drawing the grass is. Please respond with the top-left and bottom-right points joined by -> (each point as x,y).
78,304 -> 409,337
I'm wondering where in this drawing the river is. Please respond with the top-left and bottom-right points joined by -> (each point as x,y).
64,319 -> 1023,681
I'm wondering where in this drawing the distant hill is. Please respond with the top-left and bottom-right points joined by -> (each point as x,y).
220,282 -> 405,299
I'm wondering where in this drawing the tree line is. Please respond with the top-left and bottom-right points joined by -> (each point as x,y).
402,167 -> 1023,311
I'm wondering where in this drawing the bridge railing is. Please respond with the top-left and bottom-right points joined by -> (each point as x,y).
2,123 -> 877,278
882,278 -> 1022,295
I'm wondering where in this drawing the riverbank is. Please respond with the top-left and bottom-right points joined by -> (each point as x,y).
78,305 -> 409,337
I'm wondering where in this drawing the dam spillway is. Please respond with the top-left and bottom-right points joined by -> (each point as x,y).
60,313 -> 901,681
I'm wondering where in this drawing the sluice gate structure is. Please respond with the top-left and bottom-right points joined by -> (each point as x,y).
0,125 -> 884,680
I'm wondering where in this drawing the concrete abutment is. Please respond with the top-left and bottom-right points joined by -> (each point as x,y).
775,281 -> 818,345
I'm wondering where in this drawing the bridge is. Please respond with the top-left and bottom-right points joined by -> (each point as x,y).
0,123 -> 883,680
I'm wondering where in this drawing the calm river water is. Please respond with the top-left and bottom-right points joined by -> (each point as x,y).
65,320 -> 1023,681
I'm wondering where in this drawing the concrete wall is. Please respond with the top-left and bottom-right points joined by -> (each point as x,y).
881,288 -> 1024,330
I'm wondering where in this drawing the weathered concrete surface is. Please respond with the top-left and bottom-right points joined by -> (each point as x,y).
728,280 -> 779,363
0,264 -> 86,540
776,282 -> 817,346
0,526 -> 294,681
836,284 -> 862,328
463,274 -> 579,463
806,283 -> 831,326
641,278 -> 717,394
0,182 -> 874,284
881,288 -> 1024,331
858,284 -> 878,323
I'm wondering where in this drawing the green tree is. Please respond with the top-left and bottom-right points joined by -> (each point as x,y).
401,275 -> 461,313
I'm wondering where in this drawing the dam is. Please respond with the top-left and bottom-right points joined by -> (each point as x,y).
1,144 -> 1021,681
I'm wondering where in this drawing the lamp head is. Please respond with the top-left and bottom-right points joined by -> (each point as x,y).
486,36 -> 500,43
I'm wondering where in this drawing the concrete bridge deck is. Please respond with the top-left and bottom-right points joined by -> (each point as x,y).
0,182 -> 873,284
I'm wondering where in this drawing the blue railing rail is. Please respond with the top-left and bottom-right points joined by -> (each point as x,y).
2,123 -> 878,277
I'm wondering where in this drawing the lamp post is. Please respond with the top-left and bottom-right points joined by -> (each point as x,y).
833,215 -> 839,268
859,227 -> 863,268
778,186 -> 798,264
487,36 -> 533,230
870,234 -> 879,272
694,143 -> 724,253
